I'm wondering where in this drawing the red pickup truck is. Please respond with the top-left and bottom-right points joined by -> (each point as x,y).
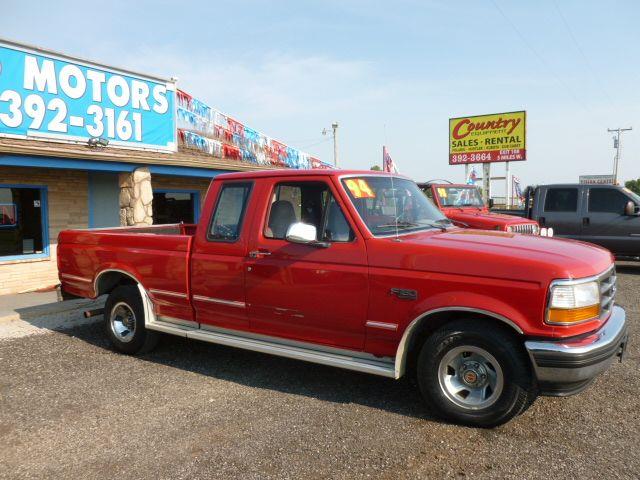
58,170 -> 628,427
418,182 -> 545,235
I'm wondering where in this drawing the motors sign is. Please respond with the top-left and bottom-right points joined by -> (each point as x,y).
449,111 -> 526,165
0,39 -> 176,152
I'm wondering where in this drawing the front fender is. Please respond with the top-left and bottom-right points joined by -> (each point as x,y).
393,292 -> 531,379
406,290 -> 530,334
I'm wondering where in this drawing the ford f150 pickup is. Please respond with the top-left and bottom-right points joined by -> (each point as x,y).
58,170 -> 628,427
418,182 -> 545,235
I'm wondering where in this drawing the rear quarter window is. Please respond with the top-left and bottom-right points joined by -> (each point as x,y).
208,182 -> 252,242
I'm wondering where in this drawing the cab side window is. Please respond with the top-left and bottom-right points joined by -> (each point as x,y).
208,183 -> 252,242
264,182 -> 354,242
544,188 -> 578,212
588,188 -> 628,214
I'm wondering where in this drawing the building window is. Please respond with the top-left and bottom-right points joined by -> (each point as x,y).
153,190 -> 199,224
0,185 -> 48,260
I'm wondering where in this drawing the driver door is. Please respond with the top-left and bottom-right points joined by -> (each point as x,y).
245,177 -> 368,350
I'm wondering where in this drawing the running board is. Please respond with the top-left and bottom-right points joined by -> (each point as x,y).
146,319 -> 396,378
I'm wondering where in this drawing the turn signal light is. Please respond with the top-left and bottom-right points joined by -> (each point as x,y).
547,304 -> 599,324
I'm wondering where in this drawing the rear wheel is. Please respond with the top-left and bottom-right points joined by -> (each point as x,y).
104,285 -> 158,354
416,320 -> 535,427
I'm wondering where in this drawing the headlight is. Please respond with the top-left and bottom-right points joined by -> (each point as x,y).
531,224 -> 540,235
506,226 -> 513,232
547,281 -> 600,325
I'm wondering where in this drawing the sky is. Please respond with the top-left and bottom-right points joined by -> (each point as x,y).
2,0 -> 639,193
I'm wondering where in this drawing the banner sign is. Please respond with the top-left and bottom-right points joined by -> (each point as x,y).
0,40 -> 176,152
177,89 -> 332,169
449,111 -> 526,165
579,175 -> 615,185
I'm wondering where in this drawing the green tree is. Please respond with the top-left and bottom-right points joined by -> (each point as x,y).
370,165 -> 381,171
625,178 -> 640,195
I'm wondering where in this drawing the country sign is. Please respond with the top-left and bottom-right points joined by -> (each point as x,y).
449,111 -> 526,165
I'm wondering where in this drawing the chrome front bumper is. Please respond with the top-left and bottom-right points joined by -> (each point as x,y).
525,306 -> 628,396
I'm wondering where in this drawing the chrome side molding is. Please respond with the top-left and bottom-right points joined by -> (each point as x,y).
146,317 -> 395,378
192,295 -> 246,308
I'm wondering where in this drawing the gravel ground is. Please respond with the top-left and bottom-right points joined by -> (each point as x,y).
1,264 -> 639,479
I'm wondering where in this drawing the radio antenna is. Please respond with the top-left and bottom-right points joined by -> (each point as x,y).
390,172 -> 400,241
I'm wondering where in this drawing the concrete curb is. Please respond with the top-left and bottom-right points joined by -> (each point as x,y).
0,298 -> 104,324
0,298 -> 103,324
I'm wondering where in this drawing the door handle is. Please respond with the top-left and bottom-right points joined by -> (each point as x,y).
582,217 -> 590,226
248,250 -> 271,258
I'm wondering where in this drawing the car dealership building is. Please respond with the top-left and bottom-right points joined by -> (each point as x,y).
0,39 -> 328,295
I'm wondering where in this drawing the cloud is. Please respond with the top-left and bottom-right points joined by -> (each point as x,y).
120,48 -> 389,122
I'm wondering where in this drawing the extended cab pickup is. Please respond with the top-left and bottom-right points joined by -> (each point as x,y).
418,182 -> 544,235
58,171 -> 628,427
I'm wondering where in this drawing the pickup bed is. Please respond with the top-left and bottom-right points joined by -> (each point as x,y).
59,170 -> 628,427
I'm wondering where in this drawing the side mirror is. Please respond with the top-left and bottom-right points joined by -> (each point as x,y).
624,201 -> 640,216
488,198 -> 494,208
286,222 -> 316,243
285,222 -> 329,248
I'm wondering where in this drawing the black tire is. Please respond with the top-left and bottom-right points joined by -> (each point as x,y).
416,320 -> 535,428
104,285 -> 158,355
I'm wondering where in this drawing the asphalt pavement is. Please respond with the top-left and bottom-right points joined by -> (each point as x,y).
1,264 -> 638,479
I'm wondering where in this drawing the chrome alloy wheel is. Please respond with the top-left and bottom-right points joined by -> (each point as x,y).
109,302 -> 137,343
438,345 -> 504,410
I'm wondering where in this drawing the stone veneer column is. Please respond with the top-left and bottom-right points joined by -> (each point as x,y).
119,167 -> 153,226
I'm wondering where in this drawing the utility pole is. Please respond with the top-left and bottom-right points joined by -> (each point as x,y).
607,127 -> 632,184
323,122 -> 339,167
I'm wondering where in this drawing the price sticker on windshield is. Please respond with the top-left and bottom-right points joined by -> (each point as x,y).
437,188 -> 448,198
345,179 -> 376,199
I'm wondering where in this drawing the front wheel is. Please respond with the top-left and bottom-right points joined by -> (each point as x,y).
104,285 -> 158,355
416,320 -> 536,428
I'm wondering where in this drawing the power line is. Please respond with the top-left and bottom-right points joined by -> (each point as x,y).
551,0 -> 615,108
489,0 -> 591,112
297,137 -> 332,150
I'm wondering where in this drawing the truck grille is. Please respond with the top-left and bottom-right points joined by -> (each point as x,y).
599,267 -> 617,317
510,224 -> 538,235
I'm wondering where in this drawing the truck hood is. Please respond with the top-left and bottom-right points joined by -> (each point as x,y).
368,228 -> 613,282
442,208 -> 536,228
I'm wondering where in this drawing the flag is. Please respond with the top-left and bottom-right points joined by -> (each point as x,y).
383,146 -> 398,173
513,176 -> 524,202
466,167 -> 478,185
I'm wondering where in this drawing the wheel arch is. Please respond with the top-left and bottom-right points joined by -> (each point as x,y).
94,269 -> 143,297
394,307 -> 524,379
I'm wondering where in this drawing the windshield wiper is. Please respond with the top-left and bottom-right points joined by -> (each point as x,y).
376,221 -> 420,229
420,219 -> 452,231
376,219 -> 452,232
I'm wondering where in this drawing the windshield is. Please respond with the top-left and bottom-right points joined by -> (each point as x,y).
341,176 -> 449,236
434,186 -> 484,207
